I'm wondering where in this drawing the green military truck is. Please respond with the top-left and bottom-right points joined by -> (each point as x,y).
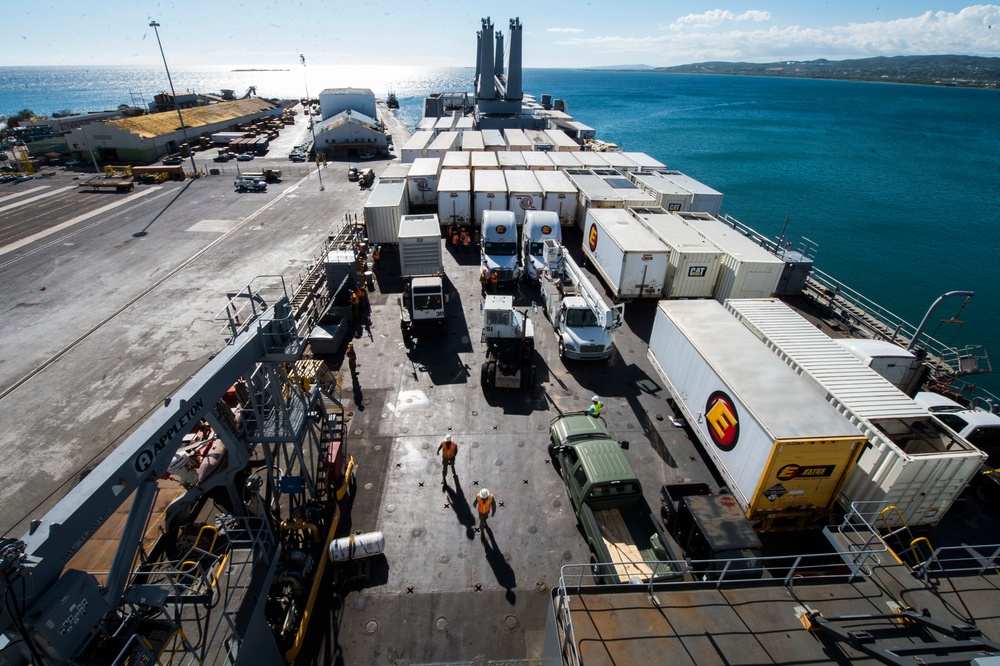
548,413 -> 679,583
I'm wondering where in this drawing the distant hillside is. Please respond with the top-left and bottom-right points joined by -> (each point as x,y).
584,64 -> 655,71
656,55 -> 1000,88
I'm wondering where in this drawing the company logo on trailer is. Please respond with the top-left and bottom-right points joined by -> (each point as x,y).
415,177 -> 430,191
541,225 -> 553,235
777,464 -> 836,481
519,196 -> 535,210
588,224 -> 599,251
705,390 -> 739,451
689,266 -> 707,277
496,225 -> 507,234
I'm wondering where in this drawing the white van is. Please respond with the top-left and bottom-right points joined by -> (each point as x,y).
521,210 -> 562,283
481,210 -> 521,284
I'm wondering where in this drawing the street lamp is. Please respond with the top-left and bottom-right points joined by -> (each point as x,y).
149,20 -> 197,176
300,54 -> 324,191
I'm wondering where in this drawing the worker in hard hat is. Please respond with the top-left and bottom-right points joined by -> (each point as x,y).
587,395 -> 604,417
437,433 -> 458,485
473,488 -> 496,539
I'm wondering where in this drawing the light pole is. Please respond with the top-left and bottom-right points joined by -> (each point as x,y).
149,20 -> 197,176
300,54 -> 324,191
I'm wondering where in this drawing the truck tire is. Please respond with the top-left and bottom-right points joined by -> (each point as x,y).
558,340 -> 565,359
589,553 -> 603,585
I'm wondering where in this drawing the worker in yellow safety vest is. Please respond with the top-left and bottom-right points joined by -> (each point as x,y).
473,488 -> 496,539
587,396 -> 604,417
437,434 -> 458,485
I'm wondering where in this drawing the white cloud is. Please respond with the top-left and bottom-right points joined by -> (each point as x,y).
669,9 -> 771,30
546,27 -> 584,33
558,5 -> 1000,65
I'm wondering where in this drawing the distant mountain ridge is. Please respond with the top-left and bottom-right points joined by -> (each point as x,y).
654,55 -> 1000,88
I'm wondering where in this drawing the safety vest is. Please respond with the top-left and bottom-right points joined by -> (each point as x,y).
490,271 -> 499,284
441,440 -> 457,459
588,401 -> 603,417
349,292 -> 359,305
477,495 -> 493,514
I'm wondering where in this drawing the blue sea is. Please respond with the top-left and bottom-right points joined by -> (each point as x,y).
2,65 -> 999,395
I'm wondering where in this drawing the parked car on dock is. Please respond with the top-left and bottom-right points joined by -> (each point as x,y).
162,155 -> 183,165
236,153 -> 254,162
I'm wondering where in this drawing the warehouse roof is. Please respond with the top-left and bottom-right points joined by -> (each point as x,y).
315,109 -> 381,134
106,99 -> 275,139
319,88 -> 374,97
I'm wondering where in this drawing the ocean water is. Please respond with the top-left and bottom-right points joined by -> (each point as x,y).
2,65 -> 998,394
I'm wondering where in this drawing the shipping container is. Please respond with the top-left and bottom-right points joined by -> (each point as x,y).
433,116 -> 456,133
534,170 -> 578,227
594,169 -> 657,208
673,211 -> 784,301
470,151 -> 498,170
629,171 -> 695,212
437,168 -> 472,226
656,170 -> 724,216
581,209 -> 669,299
623,152 -> 666,171
461,130 -> 485,152
522,151 -> 555,170
400,131 -> 435,163
599,153 -> 638,172
504,170 -> 543,226
482,129 -> 505,152
563,169 -> 624,229
415,118 -> 437,133
454,116 -> 475,133
547,152 -> 581,170
525,129 -> 554,151
473,169 -> 508,225
503,128 -> 531,151
544,128 -> 581,152
397,214 -> 443,277
363,178 -> 410,245
211,131 -> 248,145
442,151 -> 470,169
406,157 -> 441,208
648,300 -> 867,531
426,131 -> 460,160
723,298 -> 986,527
496,151 -> 527,170
629,208 -> 723,299
574,152 -> 610,169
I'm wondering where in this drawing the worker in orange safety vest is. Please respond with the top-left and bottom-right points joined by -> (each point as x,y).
473,488 -> 496,539
437,434 -> 458,485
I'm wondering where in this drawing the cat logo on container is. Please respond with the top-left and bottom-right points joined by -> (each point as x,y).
496,225 -> 507,234
777,464 -> 836,481
588,224 -> 599,251
689,266 -> 707,277
541,225 -> 553,235
706,390 -> 739,451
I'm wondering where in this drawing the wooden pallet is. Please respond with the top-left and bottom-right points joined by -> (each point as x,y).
593,508 -> 654,583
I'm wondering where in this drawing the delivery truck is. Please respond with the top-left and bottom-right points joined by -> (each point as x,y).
647,300 -> 867,531
581,208 -> 669,300
724,298 -> 987,528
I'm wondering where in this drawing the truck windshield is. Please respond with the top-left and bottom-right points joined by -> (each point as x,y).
484,241 -> 516,256
565,308 -> 599,327
528,241 -> 545,257
414,294 -> 442,310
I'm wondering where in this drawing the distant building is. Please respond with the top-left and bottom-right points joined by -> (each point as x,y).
318,88 -> 377,121
312,109 -> 387,159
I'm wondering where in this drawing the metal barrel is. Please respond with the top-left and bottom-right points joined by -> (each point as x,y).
329,531 -> 385,562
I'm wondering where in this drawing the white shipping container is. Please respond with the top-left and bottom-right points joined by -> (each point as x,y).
647,300 -> 867,528
563,170 -> 624,229
503,128 -> 531,151
547,152 -> 581,169
462,130 -> 485,152
629,208 -> 722,299
415,118 -> 437,133
473,169 -> 508,225
442,151 -> 470,169
363,178 -> 410,245
534,170 -> 578,227
496,151 -> 527,170
482,129 -> 505,152
723,298 -> 986,528
406,157 -> 441,207
673,212 -> 784,301
400,131 -> 435,163
657,170 -> 723,216
623,152 -> 666,171
594,169 -> 657,209
629,171 -> 695,212
523,151 -> 555,170
470,151 -> 498,169
575,152 -> 609,169
380,162 -> 412,180
397,214 -> 443,277
437,168 -> 472,226
426,131 -> 460,160
433,116 -> 456,132
454,116 -> 475,133
581,209 -> 669,299
599,153 -> 638,172
525,129 -> 554,151
544,128 -> 581,152
504,170 -> 543,226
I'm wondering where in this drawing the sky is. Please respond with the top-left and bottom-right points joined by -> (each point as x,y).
3,1 -> 999,68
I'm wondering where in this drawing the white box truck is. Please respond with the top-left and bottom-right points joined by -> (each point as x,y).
724,298 -> 987,528
473,169 -> 508,225
406,157 -> 441,208
397,214 -> 443,277
437,168 -> 472,226
363,178 -> 410,245
630,207 -> 722,299
581,209 -> 669,299
648,300 -> 867,531
535,170 -> 578,228
504,170 -> 543,227
673,211 -> 784,301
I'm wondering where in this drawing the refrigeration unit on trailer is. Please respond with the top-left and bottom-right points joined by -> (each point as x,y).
647,300 -> 867,531
504,170 -> 543,227
473,169 -> 508,225
397,214 -> 444,278
400,131 -> 435,163
656,170 -> 724,216
363,178 -> 410,245
437,168 -> 472,226
581,208 -> 669,300
629,171 -> 695,212
563,169 -> 623,229
673,211 -> 784,301
724,298 -> 987,527
534,170 -> 578,228
406,157 -> 441,208
629,207 -> 722,299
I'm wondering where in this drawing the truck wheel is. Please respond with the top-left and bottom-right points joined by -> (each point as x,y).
589,554 -> 602,584
558,340 -> 565,359
480,361 -> 489,387
487,362 -> 496,387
